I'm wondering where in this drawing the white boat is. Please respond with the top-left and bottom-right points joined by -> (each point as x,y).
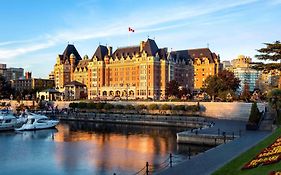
0,109 -> 26,131
15,113 -> 59,131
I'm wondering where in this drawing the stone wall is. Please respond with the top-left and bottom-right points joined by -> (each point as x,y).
1,100 -> 266,121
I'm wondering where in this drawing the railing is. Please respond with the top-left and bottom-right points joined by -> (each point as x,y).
112,153 -> 189,175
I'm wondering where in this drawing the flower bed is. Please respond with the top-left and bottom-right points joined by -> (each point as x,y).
269,170 -> 281,175
242,137 -> 281,169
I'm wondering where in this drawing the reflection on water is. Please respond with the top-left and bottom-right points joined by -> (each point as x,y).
0,121 -> 211,175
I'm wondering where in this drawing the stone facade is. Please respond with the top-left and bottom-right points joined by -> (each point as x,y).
53,39 -> 196,100
189,48 -> 221,90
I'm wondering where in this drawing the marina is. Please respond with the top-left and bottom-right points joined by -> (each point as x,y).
0,121 -> 212,175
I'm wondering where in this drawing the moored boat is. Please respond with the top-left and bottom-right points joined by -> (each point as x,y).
0,109 -> 26,131
15,113 -> 59,131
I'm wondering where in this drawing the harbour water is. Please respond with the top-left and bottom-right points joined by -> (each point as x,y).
0,121 -> 211,175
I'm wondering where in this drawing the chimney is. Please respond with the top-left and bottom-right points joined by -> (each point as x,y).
107,46 -> 112,56
140,41 -> 145,52
25,72 -> 32,79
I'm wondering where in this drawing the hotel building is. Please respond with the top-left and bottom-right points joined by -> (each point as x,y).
53,39 -> 196,100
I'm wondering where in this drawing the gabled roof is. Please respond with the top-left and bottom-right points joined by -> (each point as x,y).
112,46 -> 139,59
112,39 -> 164,60
92,45 -> 108,61
187,48 -> 217,63
170,50 -> 192,62
64,81 -> 86,87
61,44 -> 82,64
143,39 -> 159,56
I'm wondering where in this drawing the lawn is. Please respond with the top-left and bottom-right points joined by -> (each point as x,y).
212,128 -> 281,175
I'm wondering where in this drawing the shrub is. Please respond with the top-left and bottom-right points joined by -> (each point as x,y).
186,105 -> 200,112
104,103 -> 114,110
246,102 -> 262,130
148,104 -> 159,110
87,102 -> 96,109
248,102 -> 261,124
160,104 -> 171,110
115,104 -> 125,110
136,104 -> 147,110
77,102 -> 87,109
173,105 -> 186,111
125,104 -> 135,110
69,102 -> 78,109
96,103 -> 106,110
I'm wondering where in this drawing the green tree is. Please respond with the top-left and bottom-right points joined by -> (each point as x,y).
256,41 -> 281,61
203,71 -> 240,101
267,88 -> 281,125
255,41 -> 281,88
203,75 -> 224,100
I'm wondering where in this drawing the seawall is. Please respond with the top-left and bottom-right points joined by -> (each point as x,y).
2,100 -> 266,121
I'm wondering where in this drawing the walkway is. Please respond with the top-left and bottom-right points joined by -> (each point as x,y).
158,120 -> 271,175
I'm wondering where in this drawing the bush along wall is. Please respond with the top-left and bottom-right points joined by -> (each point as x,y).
68,102 -> 200,115
246,102 -> 262,130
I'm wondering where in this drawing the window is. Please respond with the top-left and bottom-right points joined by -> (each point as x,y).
5,119 -> 12,123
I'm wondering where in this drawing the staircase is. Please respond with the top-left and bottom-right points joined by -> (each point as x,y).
259,107 -> 274,131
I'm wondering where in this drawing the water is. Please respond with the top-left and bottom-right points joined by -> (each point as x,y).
0,121 -> 210,175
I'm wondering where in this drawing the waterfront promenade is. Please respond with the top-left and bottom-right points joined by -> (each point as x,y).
158,121 -> 271,175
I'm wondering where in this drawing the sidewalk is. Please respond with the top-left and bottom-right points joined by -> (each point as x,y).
157,120 -> 271,175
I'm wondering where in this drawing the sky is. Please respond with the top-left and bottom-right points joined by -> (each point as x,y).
0,0 -> 281,78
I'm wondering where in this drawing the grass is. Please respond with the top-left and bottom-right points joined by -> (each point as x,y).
212,128 -> 281,175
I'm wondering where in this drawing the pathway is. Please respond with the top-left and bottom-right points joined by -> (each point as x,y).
157,120 -> 271,175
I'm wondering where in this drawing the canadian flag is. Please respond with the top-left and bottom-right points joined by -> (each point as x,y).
128,27 -> 135,32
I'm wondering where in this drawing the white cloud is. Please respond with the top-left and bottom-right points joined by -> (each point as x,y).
0,0 -> 259,61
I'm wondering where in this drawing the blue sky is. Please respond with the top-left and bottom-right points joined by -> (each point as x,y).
0,0 -> 281,78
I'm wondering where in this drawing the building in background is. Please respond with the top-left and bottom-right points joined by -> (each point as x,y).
53,39 -> 194,100
0,64 -> 7,77
11,78 -> 55,92
5,67 -> 24,81
229,55 -> 261,93
64,81 -> 87,100
257,69 -> 281,92
222,61 -> 232,70
231,55 -> 252,68
49,71 -> 55,80
0,63 -> 24,81
36,88 -> 60,101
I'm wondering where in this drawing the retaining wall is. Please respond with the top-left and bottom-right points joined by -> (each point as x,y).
1,100 -> 266,121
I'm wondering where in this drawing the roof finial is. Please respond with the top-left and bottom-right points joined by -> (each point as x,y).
147,35 -> 150,39
207,43 -> 210,48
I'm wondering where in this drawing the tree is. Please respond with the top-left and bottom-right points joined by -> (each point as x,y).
218,70 -> 240,92
255,41 -> 281,88
241,83 -> 251,102
165,80 -> 180,98
203,70 -> 240,101
0,75 -> 13,99
179,87 -> 190,99
203,75 -> 224,100
256,41 -> 281,61
267,88 -> 281,125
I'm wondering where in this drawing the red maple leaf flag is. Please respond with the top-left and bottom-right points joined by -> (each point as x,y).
128,27 -> 135,32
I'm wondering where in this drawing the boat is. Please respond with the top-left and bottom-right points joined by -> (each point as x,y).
0,109 -> 26,131
15,113 -> 59,131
